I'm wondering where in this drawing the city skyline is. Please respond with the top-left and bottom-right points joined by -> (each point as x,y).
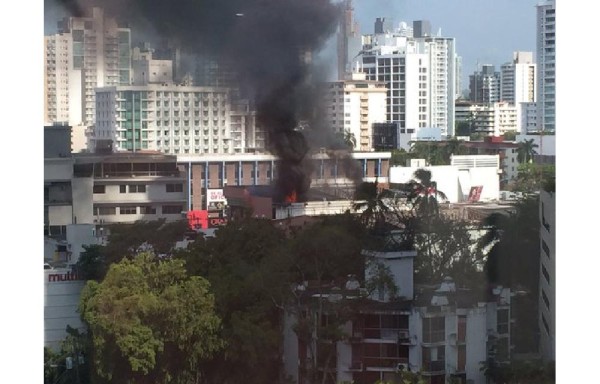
351,0 -> 538,88
44,0 -> 538,89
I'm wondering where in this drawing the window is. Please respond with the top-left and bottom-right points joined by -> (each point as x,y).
423,317 -> 445,343
93,185 -> 105,194
119,206 -> 137,215
542,240 -> 550,258
119,185 -> 127,193
94,206 -> 116,215
497,309 -> 509,334
541,314 -> 550,335
542,289 -> 550,309
542,265 -> 550,284
162,205 -> 183,214
128,184 -> 146,193
140,206 -> 156,214
166,183 -> 183,193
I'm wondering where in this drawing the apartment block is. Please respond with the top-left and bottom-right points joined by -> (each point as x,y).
324,71 -> 387,151
500,52 -> 536,105
283,234 -> 512,384
536,0 -> 556,132
44,7 -> 132,127
469,65 -> 500,104
360,20 -> 456,137
94,84 -> 263,154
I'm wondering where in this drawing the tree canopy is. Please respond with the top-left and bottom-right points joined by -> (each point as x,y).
79,253 -> 223,384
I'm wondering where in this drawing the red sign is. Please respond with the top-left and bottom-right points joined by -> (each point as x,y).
468,186 -> 483,202
48,271 -> 82,282
187,210 -> 209,230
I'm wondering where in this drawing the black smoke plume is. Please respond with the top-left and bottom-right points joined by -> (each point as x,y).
50,0 -> 362,202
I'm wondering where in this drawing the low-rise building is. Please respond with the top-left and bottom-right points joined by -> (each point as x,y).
389,155 -> 501,203
283,232 -> 511,384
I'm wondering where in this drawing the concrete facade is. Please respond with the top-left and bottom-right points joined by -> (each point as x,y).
324,72 -> 387,151
389,155 -> 501,203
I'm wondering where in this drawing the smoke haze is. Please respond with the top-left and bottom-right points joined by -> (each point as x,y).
50,0 -> 363,201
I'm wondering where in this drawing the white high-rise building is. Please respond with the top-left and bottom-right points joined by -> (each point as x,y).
94,85 -> 262,155
519,102 -> 538,134
360,20 -> 457,137
44,7 -> 132,127
44,33 -> 83,125
536,0 -> 556,132
500,51 -> 536,105
131,44 -> 174,86
324,71 -> 387,151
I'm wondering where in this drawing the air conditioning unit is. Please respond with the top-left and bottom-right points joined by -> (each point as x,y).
396,363 -> 410,372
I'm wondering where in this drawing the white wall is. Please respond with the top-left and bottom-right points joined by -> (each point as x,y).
45,159 -> 74,181
48,205 -> 73,226
363,250 -> 416,301
283,311 -> 299,383
336,322 -> 353,383
92,182 -> 186,204
44,269 -> 86,351
389,164 -> 500,203
516,133 -> 555,156
466,307 -> 488,384
72,177 -> 94,224
66,224 -> 100,265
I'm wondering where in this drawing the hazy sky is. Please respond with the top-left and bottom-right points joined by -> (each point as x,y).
45,0 -> 538,89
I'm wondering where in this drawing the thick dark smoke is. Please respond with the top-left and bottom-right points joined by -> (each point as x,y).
50,0 -> 363,202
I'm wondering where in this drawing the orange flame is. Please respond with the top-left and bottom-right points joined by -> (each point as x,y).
284,190 -> 297,203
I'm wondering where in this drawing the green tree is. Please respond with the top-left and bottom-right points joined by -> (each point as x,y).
516,138 -> 539,164
481,358 -> 555,384
455,120 -> 471,137
353,180 -> 396,234
410,142 -> 445,165
443,138 -> 467,162
479,196 -> 541,353
512,163 -> 555,193
178,218 -> 291,384
103,219 -> 190,265
76,244 -> 107,281
503,131 -> 517,141
404,169 -> 448,219
390,148 -> 415,166
79,252 -> 223,384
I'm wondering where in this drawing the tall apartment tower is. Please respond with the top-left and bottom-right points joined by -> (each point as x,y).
324,71 -> 387,151
44,7 -> 132,127
336,0 -> 362,80
469,64 -> 500,104
44,33 -> 82,125
500,51 -> 537,104
536,0 -> 556,132
360,20 -> 456,137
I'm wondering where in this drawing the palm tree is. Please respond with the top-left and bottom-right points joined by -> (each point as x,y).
516,139 -> 539,164
352,180 -> 392,233
340,129 -> 357,150
404,169 -> 448,218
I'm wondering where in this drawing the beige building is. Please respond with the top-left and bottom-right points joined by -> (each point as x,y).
324,71 -> 387,151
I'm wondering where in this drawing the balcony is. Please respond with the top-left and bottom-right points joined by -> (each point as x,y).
421,360 -> 445,375
363,357 -> 409,372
